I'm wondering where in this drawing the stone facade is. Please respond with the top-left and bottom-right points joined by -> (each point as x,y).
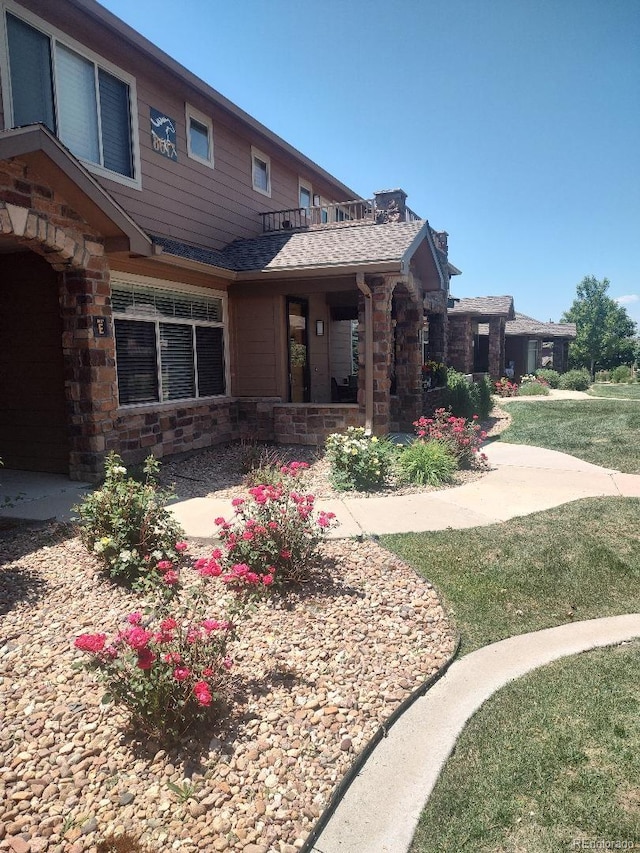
273,404 -> 363,445
488,317 -> 506,378
447,315 -> 474,374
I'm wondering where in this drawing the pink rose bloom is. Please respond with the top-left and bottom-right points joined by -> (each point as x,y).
280,550 -> 291,560
214,517 -> 226,526
74,633 -> 107,653
211,548 -> 222,560
193,681 -> 212,707
173,666 -> 191,681
262,574 -> 274,586
160,617 -> 177,632
125,626 -> 153,650
175,541 -> 189,551
163,652 -> 182,664
223,657 -> 233,670
156,560 -> 173,571
231,498 -> 244,507
127,612 -> 142,625
137,647 -> 156,670
163,570 -> 179,586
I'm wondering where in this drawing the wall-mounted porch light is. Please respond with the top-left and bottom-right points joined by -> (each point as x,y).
315,320 -> 325,336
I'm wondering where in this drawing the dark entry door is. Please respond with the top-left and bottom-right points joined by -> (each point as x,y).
0,253 -> 69,473
287,298 -> 310,403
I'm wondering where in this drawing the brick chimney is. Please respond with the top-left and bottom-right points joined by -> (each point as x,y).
374,188 -> 407,223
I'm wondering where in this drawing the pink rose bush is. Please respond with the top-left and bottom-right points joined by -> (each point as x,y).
210,462 -> 338,588
74,605 -> 236,741
413,408 -> 488,469
494,377 -> 519,397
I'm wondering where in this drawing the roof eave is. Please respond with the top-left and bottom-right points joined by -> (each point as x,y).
151,244 -> 237,280
235,260 -> 403,281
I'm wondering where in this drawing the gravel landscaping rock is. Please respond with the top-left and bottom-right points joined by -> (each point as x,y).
0,521 -> 455,852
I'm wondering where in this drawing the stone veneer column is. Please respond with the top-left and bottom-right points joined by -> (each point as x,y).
60,253 -> 119,480
488,317 -> 506,379
447,315 -> 474,373
393,286 -> 423,429
365,275 -> 394,435
428,311 -> 447,364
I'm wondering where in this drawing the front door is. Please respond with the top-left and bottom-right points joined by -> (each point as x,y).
0,253 -> 69,473
287,298 -> 310,403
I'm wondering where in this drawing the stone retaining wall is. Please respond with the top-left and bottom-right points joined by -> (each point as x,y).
273,404 -> 364,445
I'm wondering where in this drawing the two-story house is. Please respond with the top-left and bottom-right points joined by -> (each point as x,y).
0,0 -> 458,480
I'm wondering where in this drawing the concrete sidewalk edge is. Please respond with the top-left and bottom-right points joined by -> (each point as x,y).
311,614 -> 640,853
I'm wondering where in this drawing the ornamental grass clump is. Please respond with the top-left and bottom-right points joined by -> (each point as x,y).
397,439 -> 458,486
74,604 -> 236,742
413,408 -> 488,470
518,374 -> 550,396
325,426 -> 395,490
213,462 -> 338,587
75,452 -> 187,599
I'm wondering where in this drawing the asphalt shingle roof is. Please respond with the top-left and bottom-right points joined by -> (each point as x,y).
504,312 -> 577,338
448,295 -> 515,318
154,220 -> 428,274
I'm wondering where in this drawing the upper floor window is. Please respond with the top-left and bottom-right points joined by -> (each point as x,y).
3,9 -> 139,186
186,104 -> 214,168
299,180 -> 312,210
251,146 -> 271,197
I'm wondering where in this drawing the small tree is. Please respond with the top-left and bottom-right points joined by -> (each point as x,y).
562,276 -> 637,377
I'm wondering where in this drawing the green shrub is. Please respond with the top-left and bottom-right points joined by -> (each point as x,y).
594,370 -> 611,383
558,369 -> 591,391
325,427 -> 395,490
519,381 -> 550,396
535,368 -> 560,388
443,369 -> 490,419
75,452 -> 186,595
611,365 -> 632,383
397,439 -> 458,486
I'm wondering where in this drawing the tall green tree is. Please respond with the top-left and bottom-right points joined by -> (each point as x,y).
562,276 -> 637,377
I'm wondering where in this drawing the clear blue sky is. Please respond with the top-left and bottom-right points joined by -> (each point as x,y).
100,0 -> 640,327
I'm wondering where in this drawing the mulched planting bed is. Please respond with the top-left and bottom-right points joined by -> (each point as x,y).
0,523 -> 455,852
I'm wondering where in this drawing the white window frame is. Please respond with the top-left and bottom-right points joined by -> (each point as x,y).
185,103 -> 214,169
111,273 -> 230,409
251,145 -> 271,197
298,178 -> 312,210
0,0 -> 142,189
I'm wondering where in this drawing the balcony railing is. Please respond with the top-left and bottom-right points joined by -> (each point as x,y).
260,198 -> 422,233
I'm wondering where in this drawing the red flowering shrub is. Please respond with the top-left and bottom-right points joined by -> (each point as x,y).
413,408 -> 488,469
494,377 -> 519,397
212,463 -> 338,587
74,605 -> 236,741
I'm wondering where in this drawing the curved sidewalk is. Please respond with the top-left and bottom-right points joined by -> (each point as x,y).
170,441 -> 640,540
310,615 -> 640,853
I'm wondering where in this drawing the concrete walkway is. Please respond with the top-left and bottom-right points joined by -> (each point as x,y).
169,441 -> 640,540
311,615 -> 640,853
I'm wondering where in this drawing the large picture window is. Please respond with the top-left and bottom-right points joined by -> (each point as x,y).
5,10 -> 137,184
113,282 -> 226,407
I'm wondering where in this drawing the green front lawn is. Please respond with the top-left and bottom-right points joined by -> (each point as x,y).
498,399 -> 640,473
382,498 -> 640,655
411,642 -> 640,852
588,383 -> 640,400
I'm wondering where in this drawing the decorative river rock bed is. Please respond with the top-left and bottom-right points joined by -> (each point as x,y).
0,524 -> 455,852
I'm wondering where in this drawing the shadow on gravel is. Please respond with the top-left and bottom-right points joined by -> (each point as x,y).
0,521 -> 68,614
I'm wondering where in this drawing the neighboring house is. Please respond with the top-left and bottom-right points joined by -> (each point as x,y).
448,296 -> 515,378
0,0 -> 458,480
478,312 -> 577,379
447,297 -> 576,380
